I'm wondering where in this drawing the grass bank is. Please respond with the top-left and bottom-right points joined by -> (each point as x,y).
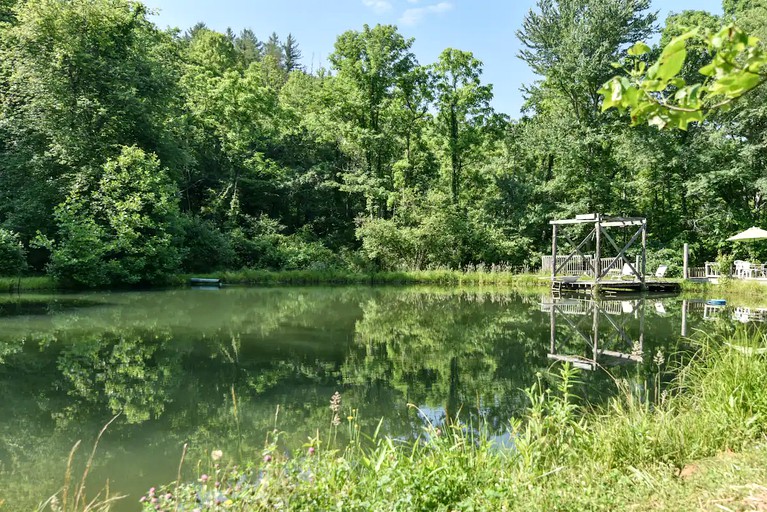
0,276 -> 57,292
177,269 -> 549,288
109,330 -> 767,512
682,278 -> 767,304
2,271 -> 549,293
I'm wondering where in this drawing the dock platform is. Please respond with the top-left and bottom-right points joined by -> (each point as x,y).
551,279 -> 680,295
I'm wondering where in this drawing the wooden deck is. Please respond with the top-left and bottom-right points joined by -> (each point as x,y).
551,278 -> 680,295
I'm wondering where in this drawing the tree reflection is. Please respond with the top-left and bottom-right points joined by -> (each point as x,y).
0,288 -> 711,511
345,290 -> 552,430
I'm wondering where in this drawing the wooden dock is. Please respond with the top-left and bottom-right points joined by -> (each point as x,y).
551,278 -> 680,295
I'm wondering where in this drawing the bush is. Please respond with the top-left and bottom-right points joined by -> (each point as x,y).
229,214 -> 343,271
179,215 -> 237,273
0,228 -> 27,276
356,203 -> 532,271
646,247 -> 683,277
42,146 -> 183,287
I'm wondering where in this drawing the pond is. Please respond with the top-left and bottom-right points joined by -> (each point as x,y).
0,286 -> 756,510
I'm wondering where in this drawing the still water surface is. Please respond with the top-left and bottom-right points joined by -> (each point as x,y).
0,286 -> 753,510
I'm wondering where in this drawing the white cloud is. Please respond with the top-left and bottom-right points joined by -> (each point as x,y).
362,0 -> 393,13
398,2 -> 452,26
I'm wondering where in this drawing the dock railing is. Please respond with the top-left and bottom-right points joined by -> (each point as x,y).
688,266 -> 707,279
541,255 -> 641,277
704,262 -> 727,278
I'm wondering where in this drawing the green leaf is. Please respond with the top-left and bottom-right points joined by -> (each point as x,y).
655,47 -> 687,82
628,42 -> 651,57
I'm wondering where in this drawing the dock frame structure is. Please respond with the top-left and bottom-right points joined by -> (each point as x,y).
543,297 -> 645,371
549,214 -> 680,295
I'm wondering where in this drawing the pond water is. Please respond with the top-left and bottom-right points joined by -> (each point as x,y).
0,286 -> 757,510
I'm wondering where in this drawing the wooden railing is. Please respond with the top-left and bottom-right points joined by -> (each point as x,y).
704,262 -> 729,278
688,266 -> 707,278
541,255 -> 641,276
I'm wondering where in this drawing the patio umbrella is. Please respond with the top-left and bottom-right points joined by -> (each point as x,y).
727,226 -> 767,241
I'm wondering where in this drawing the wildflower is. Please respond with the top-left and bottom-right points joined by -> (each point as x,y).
631,341 -> 644,361
264,454 -> 273,463
654,350 -> 665,366
139,496 -> 147,503
435,428 -> 442,437
215,481 -> 221,488
165,493 -> 172,500
149,487 -> 156,496
330,391 -> 342,427
308,447 -> 315,456
200,474 -> 209,483
211,449 -> 223,461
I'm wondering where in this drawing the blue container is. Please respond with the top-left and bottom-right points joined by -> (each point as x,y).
706,299 -> 727,306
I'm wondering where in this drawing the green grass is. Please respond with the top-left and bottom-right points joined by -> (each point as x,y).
114,329 -> 767,512
682,278 -> 767,305
0,276 -> 57,292
178,269 -> 549,288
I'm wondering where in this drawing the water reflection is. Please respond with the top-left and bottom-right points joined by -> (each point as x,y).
543,297 -> 646,371
0,288 -> 758,510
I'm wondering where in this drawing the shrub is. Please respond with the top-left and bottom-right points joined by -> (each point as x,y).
356,203 -> 532,271
42,146 -> 183,287
179,215 -> 237,272
646,247 -> 683,277
229,214 -> 343,271
0,228 -> 27,276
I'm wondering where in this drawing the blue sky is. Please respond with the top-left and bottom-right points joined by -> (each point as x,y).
147,0 -> 724,116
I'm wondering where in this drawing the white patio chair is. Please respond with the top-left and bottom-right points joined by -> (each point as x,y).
654,265 -> 668,280
741,262 -> 762,279
734,260 -> 748,279
621,263 -> 637,281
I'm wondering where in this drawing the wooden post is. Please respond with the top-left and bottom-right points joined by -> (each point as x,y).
592,301 -> 599,364
639,299 -> 645,355
550,305 -> 556,355
551,224 -> 558,281
683,243 -> 689,280
594,216 -> 601,282
641,220 -> 647,284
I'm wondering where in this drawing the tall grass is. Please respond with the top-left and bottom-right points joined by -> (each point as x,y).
179,269 -> 547,288
38,415 -> 123,512
0,276 -> 57,292
682,278 -> 767,304
138,329 -> 767,511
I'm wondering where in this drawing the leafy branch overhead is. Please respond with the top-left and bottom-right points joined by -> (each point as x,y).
600,24 -> 767,130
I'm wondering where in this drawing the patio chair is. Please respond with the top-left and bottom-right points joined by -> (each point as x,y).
736,261 -> 763,279
621,263 -> 638,281
654,265 -> 668,280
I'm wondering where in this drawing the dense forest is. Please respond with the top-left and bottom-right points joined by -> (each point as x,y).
1,0 -> 766,286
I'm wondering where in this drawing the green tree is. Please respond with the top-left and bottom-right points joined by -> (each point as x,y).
0,0 -> 184,248
235,28 -> 263,65
431,49 -> 494,204
0,229 -> 26,276
43,146 -> 183,287
283,33 -> 302,72
264,31 -> 283,67
518,0 -> 656,123
329,24 -> 417,217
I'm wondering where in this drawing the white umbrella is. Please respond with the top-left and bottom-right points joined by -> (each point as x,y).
727,226 -> 767,241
